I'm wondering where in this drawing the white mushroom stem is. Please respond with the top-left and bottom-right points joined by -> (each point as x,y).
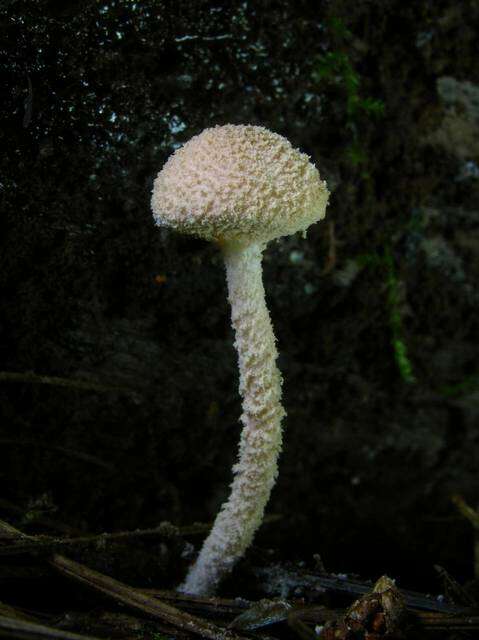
180,241 -> 285,595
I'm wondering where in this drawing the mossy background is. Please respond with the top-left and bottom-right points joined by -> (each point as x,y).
1,0 -> 479,593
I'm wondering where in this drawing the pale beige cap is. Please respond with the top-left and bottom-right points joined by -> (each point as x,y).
151,124 -> 329,245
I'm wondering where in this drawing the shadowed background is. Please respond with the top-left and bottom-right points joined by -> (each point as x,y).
1,0 -> 479,592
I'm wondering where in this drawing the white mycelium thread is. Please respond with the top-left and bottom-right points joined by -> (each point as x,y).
151,124 -> 329,595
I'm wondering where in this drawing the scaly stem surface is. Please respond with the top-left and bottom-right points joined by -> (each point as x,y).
180,241 -> 285,595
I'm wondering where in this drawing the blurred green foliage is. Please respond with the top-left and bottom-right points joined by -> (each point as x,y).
312,51 -> 385,120
311,17 -> 384,170
356,249 -> 416,384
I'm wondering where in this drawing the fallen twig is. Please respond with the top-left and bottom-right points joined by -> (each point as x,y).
51,554 -> 248,640
0,602 -> 39,623
0,519 -> 29,540
0,615 -> 102,640
144,588 -> 251,617
0,515 -> 281,557
417,610 -> 479,631
0,522 -> 212,556
0,370 -> 135,395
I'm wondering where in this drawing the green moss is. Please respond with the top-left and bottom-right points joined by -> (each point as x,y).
356,248 -> 416,384
311,17 -> 385,170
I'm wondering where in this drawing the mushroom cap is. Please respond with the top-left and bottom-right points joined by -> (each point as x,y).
151,124 -> 329,245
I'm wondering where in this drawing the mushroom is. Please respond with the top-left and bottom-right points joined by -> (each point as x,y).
151,124 -> 329,595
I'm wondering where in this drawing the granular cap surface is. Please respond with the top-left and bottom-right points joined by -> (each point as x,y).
151,124 -> 329,244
